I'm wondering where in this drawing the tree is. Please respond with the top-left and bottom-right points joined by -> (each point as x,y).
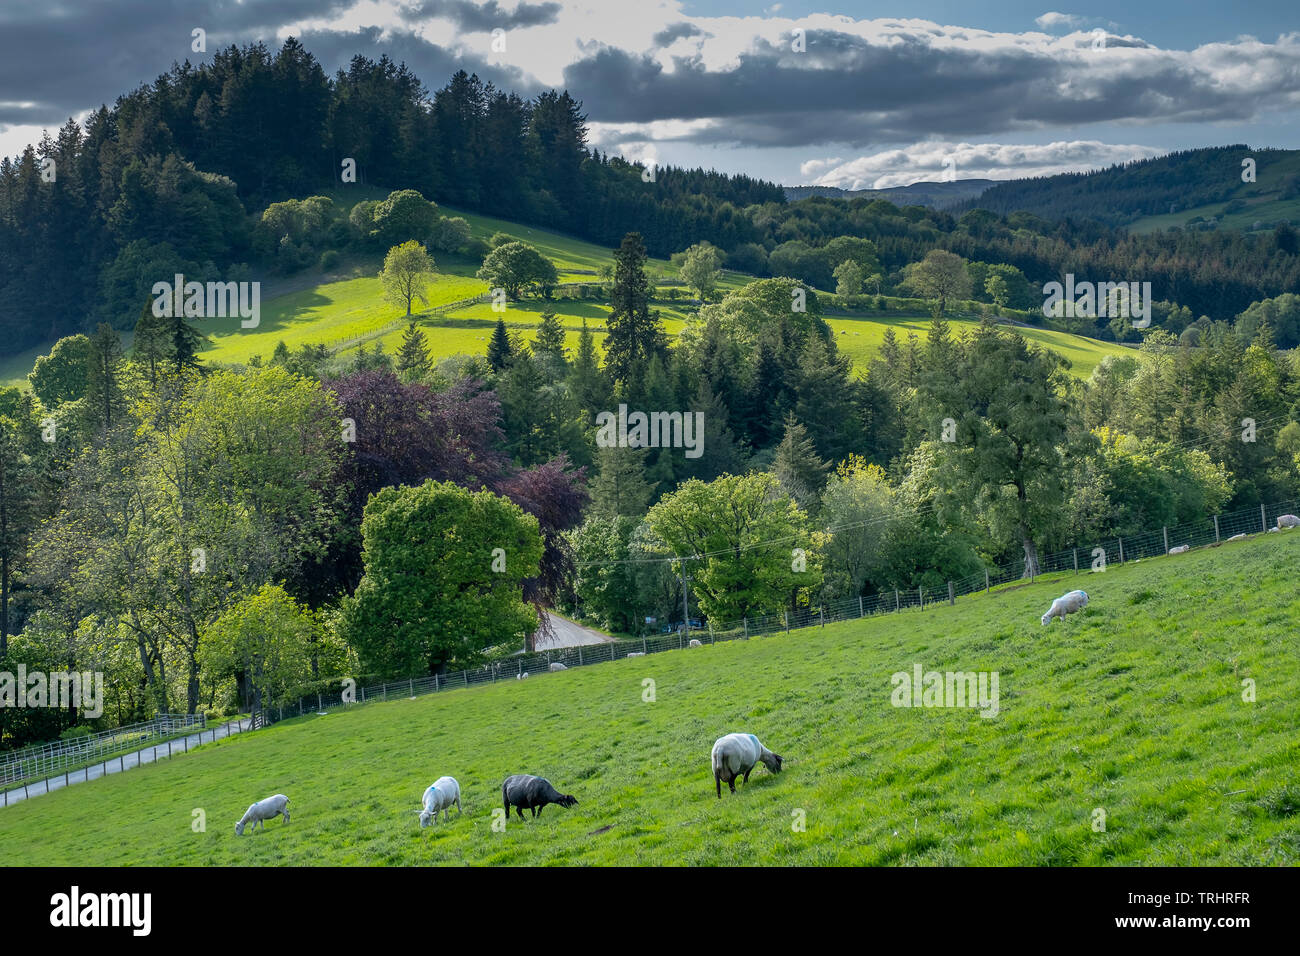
86,323 -> 124,430
487,317 -> 514,371
833,259 -> 864,308
475,241 -> 557,299
380,240 -> 436,316
568,515 -> 641,633
644,472 -> 822,621
131,302 -> 172,388
680,241 -> 722,301
919,319 -> 1072,576
339,479 -> 543,677
908,249 -> 972,316
396,322 -> 431,379
820,454 -> 897,599
589,444 -> 654,518
0,411 -> 37,656
603,232 -> 666,390
985,274 -> 1009,315
199,584 -> 324,714
427,215 -> 471,253
771,414 -> 830,511
370,189 -> 439,246
568,318 -> 609,416
533,309 -> 567,358
28,335 -> 93,408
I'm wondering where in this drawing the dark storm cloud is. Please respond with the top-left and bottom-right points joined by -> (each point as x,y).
568,27 -> 1300,148
399,1 -> 562,31
296,25 -> 542,93
0,0 -> 544,132
652,23 -> 705,47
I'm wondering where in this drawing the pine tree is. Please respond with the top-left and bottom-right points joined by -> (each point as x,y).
396,322 -> 431,379
534,309 -> 567,357
85,323 -> 123,430
590,444 -> 654,518
170,312 -> 207,375
131,300 -> 171,387
771,414 -> 830,511
603,232 -> 665,391
487,317 -> 514,371
271,341 -> 291,365
568,319 -> 609,416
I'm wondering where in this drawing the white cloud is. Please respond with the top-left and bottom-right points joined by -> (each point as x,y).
1035,12 -> 1086,31
807,140 -> 1165,190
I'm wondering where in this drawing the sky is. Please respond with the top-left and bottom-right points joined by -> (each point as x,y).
1,0 -> 1297,188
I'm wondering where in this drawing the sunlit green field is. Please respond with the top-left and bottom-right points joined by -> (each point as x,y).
3,532 -> 1295,866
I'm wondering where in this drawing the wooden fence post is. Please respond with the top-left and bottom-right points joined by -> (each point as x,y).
1261,503 -> 1268,533
1163,527 -> 1169,553
1118,537 -> 1124,563
948,581 -> 955,605
986,569 -> 991,592
895,589 -> 900,611
1072,550 -> 1077,574
1214,515 -> 1220,543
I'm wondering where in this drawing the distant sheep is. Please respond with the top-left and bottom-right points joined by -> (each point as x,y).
688,639 -> 703,647
711,733 -> 783,798
626,652 -> 645,657
1227,533 -> 1247,541
501,774 -> 577,819
549,662 -> 567,672
1041,589 -> 1089,625
1168,545 -> 1189,554
516,672 -> 529,680
418,776 -> 462,828
235,794 -> 290,835
1278,514 -> 1300,529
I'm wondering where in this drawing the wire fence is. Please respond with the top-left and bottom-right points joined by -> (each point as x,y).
0,713 -> 205,786
0,717 -> 253,808
254,497 -> 1299,729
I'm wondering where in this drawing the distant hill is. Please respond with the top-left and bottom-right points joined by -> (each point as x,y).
785,179 -> 995,209
956,146 -> 1300,231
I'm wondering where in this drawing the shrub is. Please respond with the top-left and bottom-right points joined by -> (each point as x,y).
319,249 -> 341,271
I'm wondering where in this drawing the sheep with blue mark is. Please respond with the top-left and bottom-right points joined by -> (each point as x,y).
417,776 -> 461,827
1041,589 -> 1089,625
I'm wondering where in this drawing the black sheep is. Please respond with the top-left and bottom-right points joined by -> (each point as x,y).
501,774 -> 578,819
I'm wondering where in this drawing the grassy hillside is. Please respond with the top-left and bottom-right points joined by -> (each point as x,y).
3,532 -> 1295,866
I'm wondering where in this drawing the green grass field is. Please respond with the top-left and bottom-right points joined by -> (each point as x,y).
3,532 -> 1295,866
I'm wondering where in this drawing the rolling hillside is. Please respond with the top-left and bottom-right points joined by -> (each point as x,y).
2,532 -> 1295,866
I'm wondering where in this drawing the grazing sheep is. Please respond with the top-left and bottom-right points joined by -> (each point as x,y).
1278,514 -> 1300,530
711,733 -> 783,798
1168,545 -> 1189,554
688,639 -> 703,647
516,672 -> 529,680
549,662 -> 567,672
1227,533 -> 1247,541
417,776 -> 462,827
235,794 -> 290,835
501,774 -> 578,819
626,651 -> 645,657
1040,589 -> 1089,625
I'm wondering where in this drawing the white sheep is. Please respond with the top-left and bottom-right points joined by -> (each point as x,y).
1168,545 -> 1189,554
235,794 -> 290,835
417,776 -> 462,827
711,733 -> 783,798
516,672 -> 529,680
1227,533 -> 1247,541
549,662 -> 567,671
1041,589 -> 1089,625
1277,514 -> 1300,530
626,652 -> 645,657
688,639 -> 703,647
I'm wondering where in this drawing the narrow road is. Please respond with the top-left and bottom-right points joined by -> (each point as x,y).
536,611 -> 615,648
0,717 -> 254,808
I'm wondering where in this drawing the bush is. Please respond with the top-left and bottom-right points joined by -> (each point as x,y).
319,249 -> 341,271
58,725 -> 94,741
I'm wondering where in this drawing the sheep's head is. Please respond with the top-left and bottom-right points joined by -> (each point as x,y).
234,821 -> 246,836
418,809 -> 433,828
557,794 -> 578,808
763,752 -> 784,773
1040,612 -> 1052,626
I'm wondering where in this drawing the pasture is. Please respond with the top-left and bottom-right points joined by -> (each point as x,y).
2,532 -> 1295,866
